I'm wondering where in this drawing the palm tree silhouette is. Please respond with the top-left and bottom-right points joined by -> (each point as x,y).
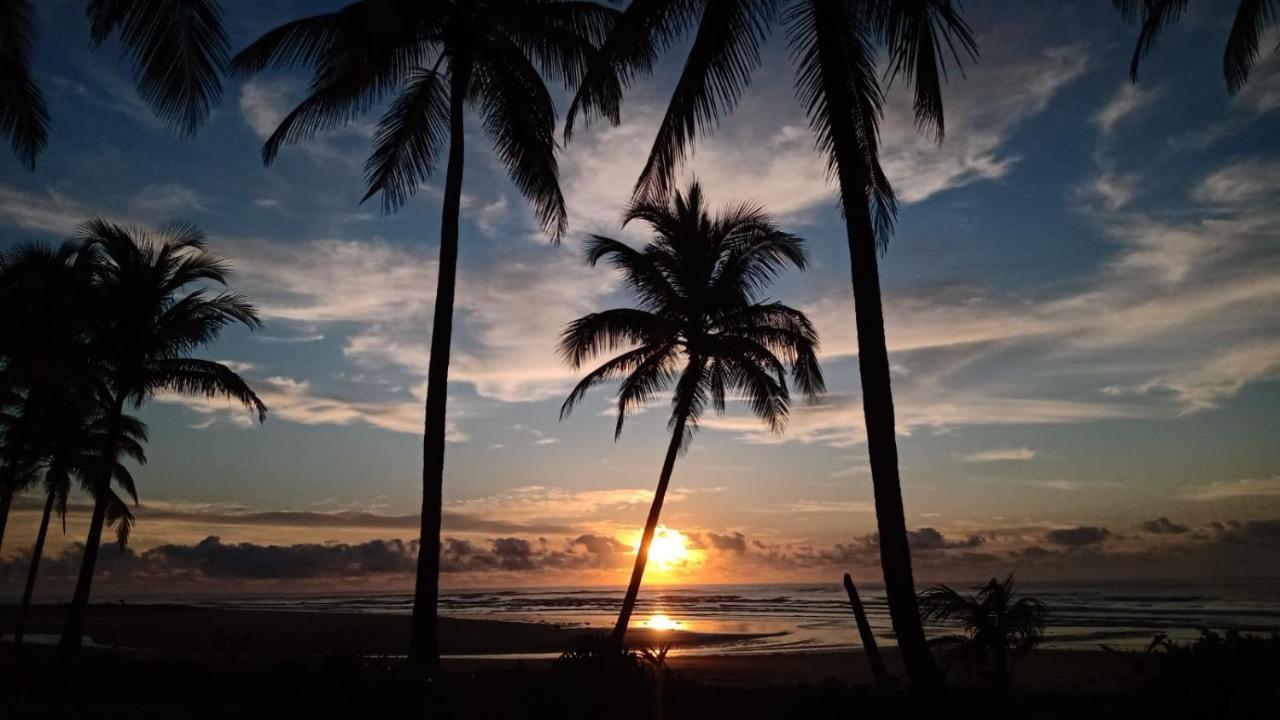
56,219 -> 266,658
0,0 -> 229,169
919,574 -> 1048,689
230,0 -> 614,672
0,241 -> 102,554
15,405 -> 147,645
559,182 -> 824,646
566,0 -> 977,691
1114,0 -> 1279,93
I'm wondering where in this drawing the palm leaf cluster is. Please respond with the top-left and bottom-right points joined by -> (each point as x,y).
0,219 -> 265,651
919,574 -> 1048,687
560,181 -> 824,443
230,0 -> 617,233
1114,0 -> 1279,94
566,0 -> 976,243
1,0 -> 229,169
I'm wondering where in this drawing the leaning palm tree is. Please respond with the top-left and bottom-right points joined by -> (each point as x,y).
565,0 -> 977,691
1114,0 -> 1279,94
230,0 -> 614,672
1,0 -> 229,169
919,574 -> 1048,689
56,219 -> 267,658
559,182 -> 824,646
14,402 -> 146,645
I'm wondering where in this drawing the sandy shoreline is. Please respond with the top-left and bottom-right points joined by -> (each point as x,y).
0,603 -> 1133,690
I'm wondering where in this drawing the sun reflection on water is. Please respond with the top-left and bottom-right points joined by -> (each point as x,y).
645,614 -> 681,631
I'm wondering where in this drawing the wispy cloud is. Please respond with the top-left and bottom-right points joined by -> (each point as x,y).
960,448 -> 1038,463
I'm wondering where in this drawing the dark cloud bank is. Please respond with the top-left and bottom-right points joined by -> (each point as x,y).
4,519 -> 1278,592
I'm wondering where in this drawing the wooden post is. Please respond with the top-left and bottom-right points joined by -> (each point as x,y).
844,573 -> 891,691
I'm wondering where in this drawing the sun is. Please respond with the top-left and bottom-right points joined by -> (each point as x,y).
642,526 -> 690,572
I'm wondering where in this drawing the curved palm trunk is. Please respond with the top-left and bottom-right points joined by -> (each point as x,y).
408,65 -> 470,675
611,402 -> 692,646
15,491 -> 54,644
839,186 -> 942,692
57,396 -> 124,658
0,485 -> 12,556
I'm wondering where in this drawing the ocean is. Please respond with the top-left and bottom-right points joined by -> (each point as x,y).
184,579 -> 1280,656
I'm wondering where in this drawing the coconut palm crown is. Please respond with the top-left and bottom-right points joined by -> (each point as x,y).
560,181 -> 824,643
919,574 -> 1049,688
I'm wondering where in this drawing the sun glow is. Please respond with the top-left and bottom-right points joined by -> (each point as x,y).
645,614 -> 681,631
641,526 -> 691,572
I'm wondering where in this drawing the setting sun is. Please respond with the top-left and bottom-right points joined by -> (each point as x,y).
640,526 -> 691,572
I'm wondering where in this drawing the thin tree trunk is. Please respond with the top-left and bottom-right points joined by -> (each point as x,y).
611,400 -> 692,647
408,62 -> 470,675
15,491 -> 54,644
56,491 -> 107,657
0,485 -> 12,557
843,572 -> 891,691
839,185 -> 942,692
57,396 -> 124,658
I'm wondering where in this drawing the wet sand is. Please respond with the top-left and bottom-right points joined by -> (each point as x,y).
0,603 -> 1131,691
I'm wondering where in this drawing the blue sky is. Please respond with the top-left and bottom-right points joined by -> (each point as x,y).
1,1 -> 1278,593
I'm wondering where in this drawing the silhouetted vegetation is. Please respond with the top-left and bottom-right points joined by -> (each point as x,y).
567,1 -> 978,692
1113,0 -> 1279,93
231,0 -> 614,673
0,0 -> 229,169
919,575 -> 1047,689
0,221 -> 265,657
559,182 -> 823,644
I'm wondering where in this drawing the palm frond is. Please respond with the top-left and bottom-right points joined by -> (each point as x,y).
472,36 -> 567,241
564,0 -> 703,142
558,308 -> 662,369
632,0 -> 782,198
873,0 -> 978,142
1224,0 -> 1277,94
147,358 -> 267,422
104,488 -> 136,549
1122,0 -> 1191,83
86,0 -> 229,137
0,0 -> 48,169
361,67 -> 450,212
786,0 -> 897,248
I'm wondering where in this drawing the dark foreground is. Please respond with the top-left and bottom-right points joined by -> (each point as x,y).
1,604 -> 1276,718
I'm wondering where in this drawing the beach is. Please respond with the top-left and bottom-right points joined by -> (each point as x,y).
0,602 -> 1131,690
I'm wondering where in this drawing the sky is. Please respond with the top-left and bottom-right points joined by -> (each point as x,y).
1,1 -> 1278,597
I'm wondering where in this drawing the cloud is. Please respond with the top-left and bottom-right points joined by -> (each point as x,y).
0,185 -> 89,233
1139,517 -> 1190,535
959,448 -> 1037,463
1182,476 -> 1280,501
1193,159 -> 1280,206
1093,83 -> 1158,135
131,183 -> 207,218
1043,526 -> 1113,547
783,499 -> 875,513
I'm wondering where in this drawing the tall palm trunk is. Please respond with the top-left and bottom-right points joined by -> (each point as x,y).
611,396 -> 693,646
15,490 -> 54,644
838,182 -> 942,691
408,62 -> 470,674
57,395 -> 124,658
0,485 -> 12,556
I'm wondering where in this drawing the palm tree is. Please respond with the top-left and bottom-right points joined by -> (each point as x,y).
919,574 -> 1048,689
1,0 -> 229,169
56,219 -> 267,658
15,403 -> 146,645
1113,0 -> 1279,94
565,0 -> 977,692
0,241 -> 102,553
230,0 -> 615,671
559,182 -> 824,646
